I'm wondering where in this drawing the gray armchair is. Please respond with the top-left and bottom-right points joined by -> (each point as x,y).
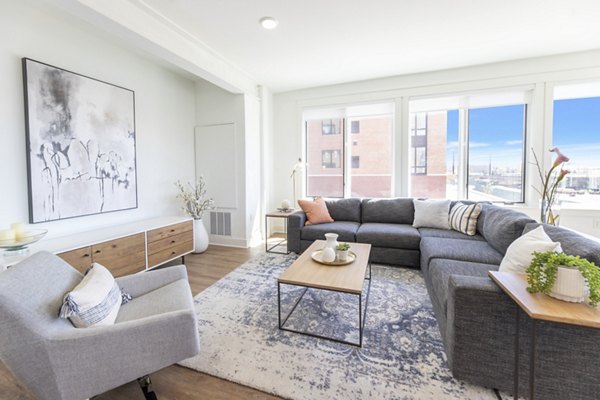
0,251 -> 200,400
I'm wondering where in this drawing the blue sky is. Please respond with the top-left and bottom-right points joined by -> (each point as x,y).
446,105 -> 525,170
443,98 -> 600,170
552,97 -> 600,168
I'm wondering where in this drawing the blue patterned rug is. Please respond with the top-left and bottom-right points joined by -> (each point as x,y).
179,252 -> 507,400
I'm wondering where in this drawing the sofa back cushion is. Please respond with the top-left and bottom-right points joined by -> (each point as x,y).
361,198 -> 414,224
325,198 -> 362,223
523,223 -> 600,266
481,204 -> 535,254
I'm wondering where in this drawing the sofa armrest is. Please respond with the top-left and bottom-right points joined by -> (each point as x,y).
287,211 -> 306,253
445,275 -> 517,390
115,265 -> 189,297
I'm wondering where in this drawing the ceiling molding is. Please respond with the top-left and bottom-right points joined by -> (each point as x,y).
45,0 -> 258,94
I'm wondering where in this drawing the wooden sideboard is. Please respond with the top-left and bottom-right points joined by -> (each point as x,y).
0,217 -> 194,276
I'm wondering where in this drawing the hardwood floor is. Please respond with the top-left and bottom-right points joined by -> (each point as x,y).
1,244 -> 282,400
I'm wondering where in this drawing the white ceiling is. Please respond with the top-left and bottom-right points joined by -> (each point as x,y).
137,0 -> 600,93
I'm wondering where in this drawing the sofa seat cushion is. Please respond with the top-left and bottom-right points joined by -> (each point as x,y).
429,259 -> 499,316
418,227 -> 486,242
300,221 -> 360,242
356,223 -> 421,250
420,237 -> 503,276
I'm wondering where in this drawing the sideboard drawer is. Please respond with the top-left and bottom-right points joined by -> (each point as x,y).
147,231 -> 192,255
58,246 -> 92,273
92,233 -> 146,277
147,221 -> 193,243
148,239 -> 193,268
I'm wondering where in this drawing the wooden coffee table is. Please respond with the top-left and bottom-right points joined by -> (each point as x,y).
277,240 -> 372,347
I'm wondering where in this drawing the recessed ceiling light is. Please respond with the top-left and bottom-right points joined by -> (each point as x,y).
260,17 -> 279,30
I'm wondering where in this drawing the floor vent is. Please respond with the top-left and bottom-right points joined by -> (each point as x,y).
210,211 -> 232,236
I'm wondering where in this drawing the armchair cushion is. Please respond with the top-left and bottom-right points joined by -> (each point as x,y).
59,262 -> 122,328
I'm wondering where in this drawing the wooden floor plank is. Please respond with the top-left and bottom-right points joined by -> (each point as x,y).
1,244 -> 281,400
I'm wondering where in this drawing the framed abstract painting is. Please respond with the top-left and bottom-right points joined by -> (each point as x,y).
22,58 -> 137,223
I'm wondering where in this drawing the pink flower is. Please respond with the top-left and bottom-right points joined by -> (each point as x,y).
550,147 -> 570,168
556,168 -> 570,184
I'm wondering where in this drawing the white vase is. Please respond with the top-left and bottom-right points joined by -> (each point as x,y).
193,218 -> 209,254
324,233 -> 339,251
321,247 -> 336,263
549,265 -> 588,303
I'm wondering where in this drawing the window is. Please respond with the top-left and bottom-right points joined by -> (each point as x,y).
552,82 -> 600,209
322,150 -> 341,168
409,110 -> 458,199
410,113 -> 428,175
409,89 -> 529,202
321,119 -> 340,135
306,117 -> 344,197
305,104 -> 393,198
467,105 -> 526,203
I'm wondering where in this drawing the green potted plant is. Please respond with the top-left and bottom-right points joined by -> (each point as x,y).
336,242 -> 351,262
526,251 -> 600,306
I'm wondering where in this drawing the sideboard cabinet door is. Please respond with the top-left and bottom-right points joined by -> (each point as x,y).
92,233 -> 146,277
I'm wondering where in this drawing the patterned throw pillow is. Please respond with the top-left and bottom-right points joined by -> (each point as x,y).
449,202 -> 482,236
59,263 -> 124,328
298,197 -> 334,225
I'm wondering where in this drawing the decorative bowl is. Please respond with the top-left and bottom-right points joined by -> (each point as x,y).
0,229 -> 48,254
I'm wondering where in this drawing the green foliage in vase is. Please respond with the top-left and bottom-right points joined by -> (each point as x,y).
336,242 -> 350,251
526,251 -> 600,307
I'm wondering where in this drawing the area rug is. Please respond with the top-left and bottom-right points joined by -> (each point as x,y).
179,252 -> 506,400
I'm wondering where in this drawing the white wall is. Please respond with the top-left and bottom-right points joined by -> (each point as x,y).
0,0 -> 196,238
272,50 -> 600,237
195,80 -> 264,247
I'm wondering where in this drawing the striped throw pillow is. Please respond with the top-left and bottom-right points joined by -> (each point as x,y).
59,263 -> 123,328
449,202 -> 482,236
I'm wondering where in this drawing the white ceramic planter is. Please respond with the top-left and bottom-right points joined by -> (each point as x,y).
337,249 -> 349,262
193,218 -> 209,254
548,265 -> 588,303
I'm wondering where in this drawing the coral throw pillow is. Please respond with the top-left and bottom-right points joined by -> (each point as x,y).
298,197 -> 334,226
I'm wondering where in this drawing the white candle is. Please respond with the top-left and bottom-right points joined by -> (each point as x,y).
0,229 -> 16,241
11,223 -> 26,239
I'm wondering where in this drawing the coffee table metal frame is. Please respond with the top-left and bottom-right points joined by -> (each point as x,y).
277,262 -> 372,347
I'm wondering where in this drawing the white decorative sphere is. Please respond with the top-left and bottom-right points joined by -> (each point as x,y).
281,199 -> 291,210
322,247 -> 336,262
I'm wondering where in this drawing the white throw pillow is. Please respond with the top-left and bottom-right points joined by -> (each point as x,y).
412,199 -> 451,230
499,226 -> 562,273
59,263 -> 122,328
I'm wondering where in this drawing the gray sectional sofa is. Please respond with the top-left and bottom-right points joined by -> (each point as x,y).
287,197 -> 600,400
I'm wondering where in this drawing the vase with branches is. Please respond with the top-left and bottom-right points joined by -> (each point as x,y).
175,177 -> 214,253
531,147 -> 571,226
175,178 -> 214,219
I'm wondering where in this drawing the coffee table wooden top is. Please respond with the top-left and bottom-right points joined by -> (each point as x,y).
278,240 -> 371,294
489,271 -> 600,329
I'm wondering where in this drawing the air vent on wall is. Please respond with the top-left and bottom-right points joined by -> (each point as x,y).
210,211 -> 231,236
